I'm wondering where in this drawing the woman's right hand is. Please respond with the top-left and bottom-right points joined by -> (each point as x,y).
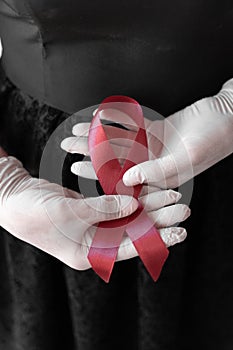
0,155 -> 189,270
0,155 -> 140,270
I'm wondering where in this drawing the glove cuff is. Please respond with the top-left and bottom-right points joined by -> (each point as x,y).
0,156 -> 30,202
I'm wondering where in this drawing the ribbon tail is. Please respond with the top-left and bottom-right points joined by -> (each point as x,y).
126,207 -> 169,282
88,246 -> 118,283
87,224 -> 125,283
131,227 -> 169,281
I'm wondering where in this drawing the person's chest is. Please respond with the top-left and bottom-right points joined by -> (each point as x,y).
2,0 -> 232,41
1,0 -> 233,113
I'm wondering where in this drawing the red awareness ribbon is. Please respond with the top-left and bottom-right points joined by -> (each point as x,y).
87,95 -> 169,282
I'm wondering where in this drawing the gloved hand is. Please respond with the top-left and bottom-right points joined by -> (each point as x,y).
64,78 -> 233,189
0,154 -> 146,270
122,78 -> 233,188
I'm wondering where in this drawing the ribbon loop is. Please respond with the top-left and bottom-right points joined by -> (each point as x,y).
87,96 -> 169,282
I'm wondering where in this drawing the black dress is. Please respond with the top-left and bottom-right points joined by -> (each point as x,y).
0,1 -> 233,349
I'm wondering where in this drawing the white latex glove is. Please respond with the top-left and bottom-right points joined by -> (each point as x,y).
63,78 -> 233,189
0,154 -> 147,270
122,78 -> 233,188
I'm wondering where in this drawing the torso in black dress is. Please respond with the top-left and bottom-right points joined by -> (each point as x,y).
0,1 -> 232,349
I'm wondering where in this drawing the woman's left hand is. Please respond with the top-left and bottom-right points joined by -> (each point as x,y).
62,78 -> 233,191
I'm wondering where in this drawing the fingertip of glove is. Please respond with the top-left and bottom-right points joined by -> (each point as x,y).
123,169 -> 141,186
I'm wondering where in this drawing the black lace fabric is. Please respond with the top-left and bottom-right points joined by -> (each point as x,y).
0,74 -> 233,350
0,74 -> 69,174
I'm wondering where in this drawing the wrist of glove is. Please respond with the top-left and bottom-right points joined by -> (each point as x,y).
0,156 -> 31,204
216,78 -> 233,116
